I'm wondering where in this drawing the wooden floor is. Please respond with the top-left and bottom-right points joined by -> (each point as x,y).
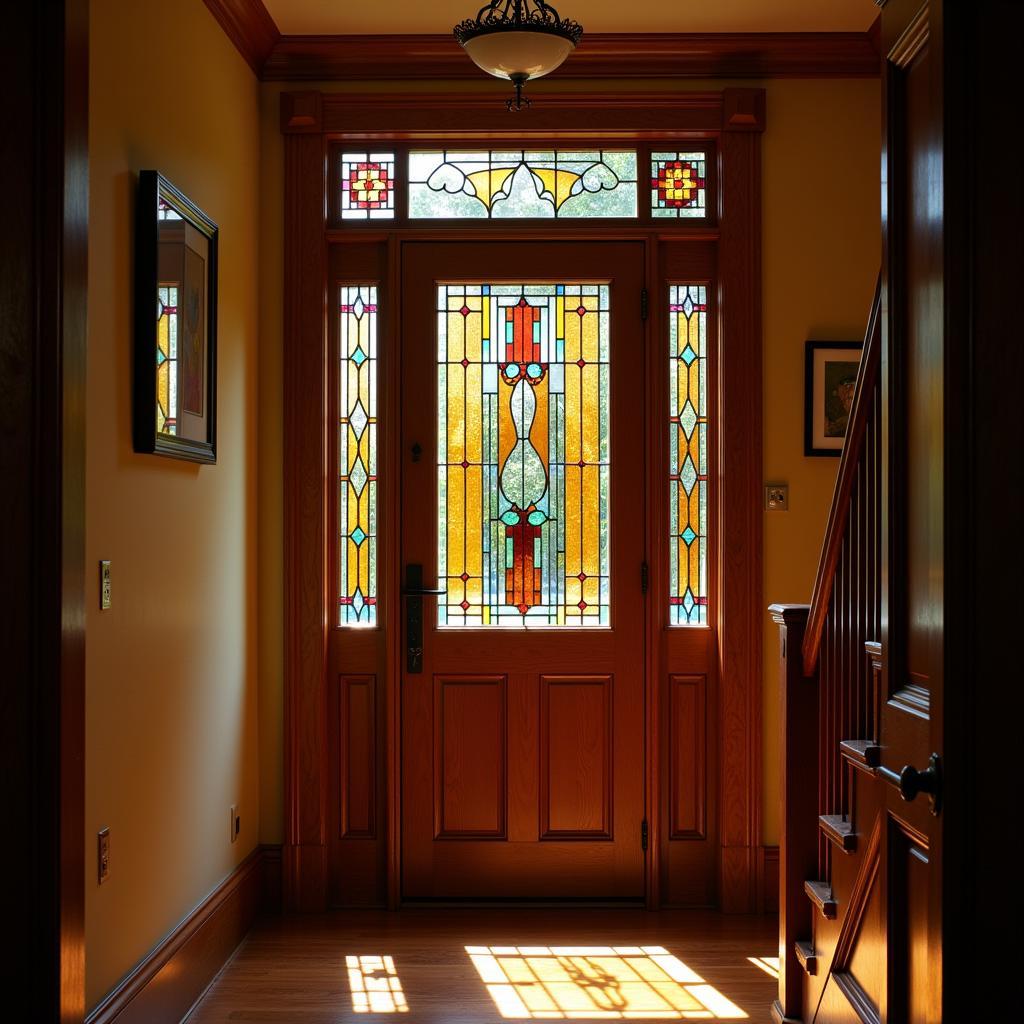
187,909 -> 779,1023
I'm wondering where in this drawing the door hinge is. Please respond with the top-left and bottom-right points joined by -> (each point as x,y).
640,560 -> 649,594
640,287 -> 649,322
641,819 -> 649,851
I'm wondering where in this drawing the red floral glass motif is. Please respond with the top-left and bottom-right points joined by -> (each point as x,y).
653,159 -> 705,210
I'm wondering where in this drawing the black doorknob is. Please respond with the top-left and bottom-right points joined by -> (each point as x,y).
879,752 -> 942,815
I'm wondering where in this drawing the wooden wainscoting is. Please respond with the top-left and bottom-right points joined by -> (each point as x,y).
85,845 -> 281,1024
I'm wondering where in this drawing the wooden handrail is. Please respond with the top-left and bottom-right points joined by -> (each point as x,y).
802,275 -> 882,677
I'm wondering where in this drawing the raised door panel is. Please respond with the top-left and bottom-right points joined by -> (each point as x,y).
433,675 -> 507,838
339,675 -> 376,838
539,676 -> 612,839
887,819 -> 931,1024
669,674 -> 707,839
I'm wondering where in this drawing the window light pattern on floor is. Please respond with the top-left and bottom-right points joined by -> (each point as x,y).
345,954 -> 408,1013
746,957 -> 780,979
466,945 -> 748,1019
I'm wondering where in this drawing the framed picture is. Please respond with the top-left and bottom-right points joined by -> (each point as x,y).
134,170 -> 218,463
804,341 -> 861,457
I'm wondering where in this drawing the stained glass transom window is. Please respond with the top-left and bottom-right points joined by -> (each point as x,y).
341,152 -> 396,220
438,283 -> 611,628
410,151 -> 638,219
339,286 -> 379,625
652,152 -> 707,219
156,285 -> 178,435
669,285 -> 708,625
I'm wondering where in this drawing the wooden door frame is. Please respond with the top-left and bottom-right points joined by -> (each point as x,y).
281,87 -> 765,912
1,0 -> 89,1017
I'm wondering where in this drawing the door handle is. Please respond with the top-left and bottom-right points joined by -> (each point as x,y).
404,564 -> 444,674
878,752 -> 942,815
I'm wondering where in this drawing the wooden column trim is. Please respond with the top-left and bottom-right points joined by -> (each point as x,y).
717,88 -> 765,913
283,121 -> 329,912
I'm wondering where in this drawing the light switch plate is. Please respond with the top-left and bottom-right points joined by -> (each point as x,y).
765,484 -> 789,511
98,828 -> 110,884
99,560 -> 112,610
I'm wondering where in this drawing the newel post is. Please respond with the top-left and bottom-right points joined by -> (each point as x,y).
769,604 -> 816,1024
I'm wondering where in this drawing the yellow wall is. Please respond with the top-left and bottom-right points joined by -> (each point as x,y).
759,79 -> 879,842
255,77 -> 879,853
86,0 -> 261,1008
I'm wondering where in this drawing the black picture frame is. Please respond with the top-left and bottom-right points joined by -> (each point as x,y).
134,170 -> 218,463
804,340 -> 862,457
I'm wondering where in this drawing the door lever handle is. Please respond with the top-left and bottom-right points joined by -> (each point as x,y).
878,752 -> 942,815
401,586 -> 446,597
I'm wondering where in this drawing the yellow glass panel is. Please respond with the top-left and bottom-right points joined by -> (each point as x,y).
447,465 -> 466,578
339,286 -> 378,625
669,285 -> 708,626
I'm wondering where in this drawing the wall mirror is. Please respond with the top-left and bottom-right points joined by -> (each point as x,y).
134,170 -> 218,463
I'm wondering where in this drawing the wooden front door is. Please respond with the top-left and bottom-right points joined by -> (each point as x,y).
399,241 -> 646,899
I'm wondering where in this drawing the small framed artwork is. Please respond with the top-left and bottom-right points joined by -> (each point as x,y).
134,170 -> 218,463
804,341 -> 861,457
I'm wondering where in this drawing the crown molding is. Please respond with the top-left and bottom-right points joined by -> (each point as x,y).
280,86 -> 769,137
199,1 -> 881,82
203,0 -> 280,76
262,31 -> 880,81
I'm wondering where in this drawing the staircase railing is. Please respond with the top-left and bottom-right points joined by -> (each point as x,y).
771,275 -> 882,1023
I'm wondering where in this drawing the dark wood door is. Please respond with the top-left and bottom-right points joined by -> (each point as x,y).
399,241 -> 646,898
878,1 -> 943,1019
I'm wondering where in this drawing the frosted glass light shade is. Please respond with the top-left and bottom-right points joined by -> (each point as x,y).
462,31 -> 575,81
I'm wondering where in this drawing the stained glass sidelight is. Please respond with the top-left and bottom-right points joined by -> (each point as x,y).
669,285 -> 708,625
410,151 -> 637,219
339,286 -> 379,625
651,152 -> 707,219
438,283 -> 610,627
341,152 -> 396,220
156,285 -> 178,435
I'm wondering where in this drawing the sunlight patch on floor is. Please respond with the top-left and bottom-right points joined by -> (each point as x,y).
466,945 -> 749,1019
346,955 -> 409,1013
746,957 -> 779,980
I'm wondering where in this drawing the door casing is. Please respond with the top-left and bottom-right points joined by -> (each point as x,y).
281,89 -> 766,911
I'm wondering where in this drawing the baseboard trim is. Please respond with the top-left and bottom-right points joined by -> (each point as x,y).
757,845 -> 780,914
771,998 -> 803,1024
86,843 -> 282,1024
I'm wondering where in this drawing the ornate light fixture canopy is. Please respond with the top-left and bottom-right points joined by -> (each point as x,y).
454,1 -> 584,111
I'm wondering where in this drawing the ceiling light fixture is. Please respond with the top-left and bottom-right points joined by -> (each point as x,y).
454,1 -> 583,112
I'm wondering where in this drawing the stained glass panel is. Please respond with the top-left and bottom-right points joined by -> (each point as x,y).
339,286 -> 379,626
341,152 -> 396,220
669,285 -> 708,625
438,283 -> 610,627
652,152 -> 707,219
410,151 -> 637,219
156,285 -> 178,435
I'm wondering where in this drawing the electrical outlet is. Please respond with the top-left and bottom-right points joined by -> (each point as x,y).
765,484 -> 789,511
99,560 -> 112,610
230,805 -> 240,843
98,828 -> 110,884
